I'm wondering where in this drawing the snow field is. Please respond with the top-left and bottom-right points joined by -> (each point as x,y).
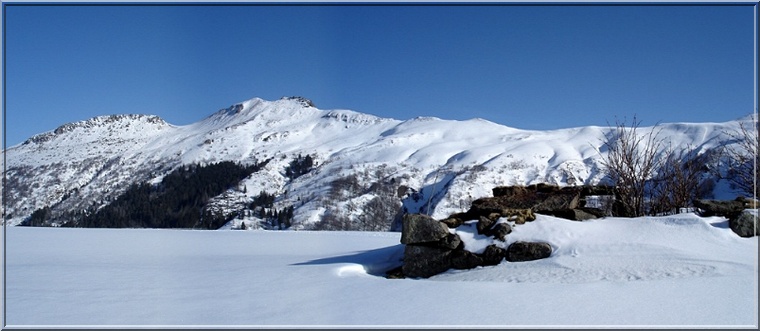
3,213 -> 757,327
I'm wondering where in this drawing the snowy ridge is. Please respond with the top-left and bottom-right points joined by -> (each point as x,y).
2,96 -> 751,227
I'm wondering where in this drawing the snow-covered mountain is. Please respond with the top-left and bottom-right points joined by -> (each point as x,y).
1,96 -> 750,228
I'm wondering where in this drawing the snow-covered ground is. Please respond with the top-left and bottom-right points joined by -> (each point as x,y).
3,213 -> 757,328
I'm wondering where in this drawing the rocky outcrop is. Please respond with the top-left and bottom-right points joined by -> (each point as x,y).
394,184 -> 756,279
392,185 -> 618,278
467,184 -> 611,221
397,213 -> 553,278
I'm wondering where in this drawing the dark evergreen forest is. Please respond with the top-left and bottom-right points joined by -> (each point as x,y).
46,160 -> 269,229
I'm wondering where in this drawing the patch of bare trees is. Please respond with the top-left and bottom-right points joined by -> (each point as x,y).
599,116 -> 665,217
649,145 -> 705,215
599,116 -> 723,217
312,165 -> 402,231
724,115 -> 758,198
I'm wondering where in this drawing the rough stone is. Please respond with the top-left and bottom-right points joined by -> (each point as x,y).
476,216 -> 496,235
402,245 -> 452,278
400,213 -> 450,245
440,216 -> 465,229
505,241 -> 553,262
480,245 -> 507,266
533,189 -> 581,214
490,222 -> 512,241
492,185 -> 528,197
473,185 -> 582,218
438,233 -> 463,250
694,199 -> 745,218
729,210 -> 759,238
500,208 -> 536,224
450,249 -> 483,270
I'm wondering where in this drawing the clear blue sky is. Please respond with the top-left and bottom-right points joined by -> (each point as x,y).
3,4 -> 757,147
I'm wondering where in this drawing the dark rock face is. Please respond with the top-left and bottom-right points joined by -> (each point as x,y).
438,233 -> 463,250
533,189 -> 581,214
729,210 -> 759,238
477,216 -> 496,234
400,213 -> 450,244
450,249 -> 483,270
402,245 -> 453,278
397,213 -> 554,278
481,245 -> 507,266
505,241 -> 553,262
470,184 -> 611,221
694,199 -> 745,218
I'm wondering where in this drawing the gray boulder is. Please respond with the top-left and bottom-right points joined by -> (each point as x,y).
438,233 -> 463,250
477,216 -> 496,235
505,241 -> 553,262
400,213 -> 450,245
402,245 -> 452,278
480,245 -> 507,266
489,222 -> 512,241
729,210 -> 759,238
450,249 -> 483,270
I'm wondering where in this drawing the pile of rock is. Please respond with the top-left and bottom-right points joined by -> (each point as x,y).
395,184 -> 616,278
399,213 -> 552,278
448,183 -> 613,224
393,184 -> 758,279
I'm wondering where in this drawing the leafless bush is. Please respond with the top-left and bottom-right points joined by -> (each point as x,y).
599,116 -> 665,217
649,145 -> 704,215
724,116 -> 758,198
356,195 -> 400,231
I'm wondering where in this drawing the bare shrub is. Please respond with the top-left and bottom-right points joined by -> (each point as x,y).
724,116 -> 758,198
599,116 -> 665,217
355,195 -> 400,231
649,145 -> 705,215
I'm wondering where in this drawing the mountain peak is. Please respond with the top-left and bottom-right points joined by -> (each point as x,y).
280,96 -> 315,108
22,114 -> 167,145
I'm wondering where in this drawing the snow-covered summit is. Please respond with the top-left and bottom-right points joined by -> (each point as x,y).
1,96 -> 751,227
20,114 -> 169,147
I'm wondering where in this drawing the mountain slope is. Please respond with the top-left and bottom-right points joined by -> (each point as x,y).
2,96 -> 750,228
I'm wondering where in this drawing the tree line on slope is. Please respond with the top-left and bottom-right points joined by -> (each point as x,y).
23,160 -> 269,229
